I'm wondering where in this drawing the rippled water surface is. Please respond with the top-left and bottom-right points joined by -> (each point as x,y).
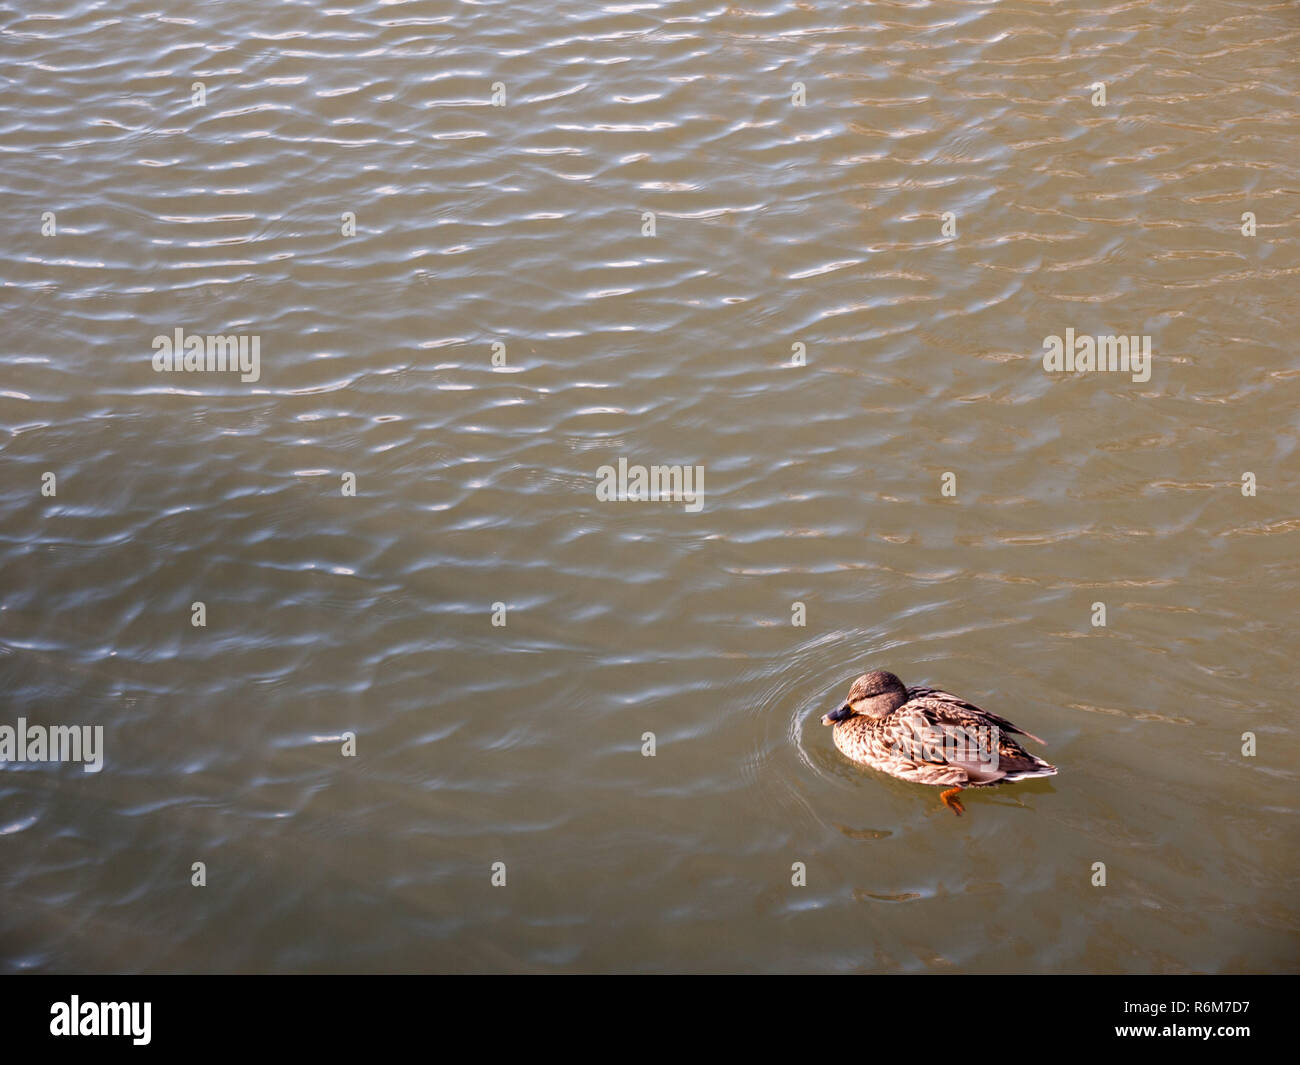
2,0 -> 1298,972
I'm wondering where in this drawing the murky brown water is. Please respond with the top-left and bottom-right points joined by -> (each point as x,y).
2,0 -> 1298,973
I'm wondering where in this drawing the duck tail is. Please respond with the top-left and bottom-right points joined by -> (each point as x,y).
1002,756 -> 1057,781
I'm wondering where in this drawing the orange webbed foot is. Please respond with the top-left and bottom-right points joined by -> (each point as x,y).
940,787 -> 965,816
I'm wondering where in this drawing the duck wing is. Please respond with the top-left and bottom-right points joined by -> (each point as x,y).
887,703 -> 1011,785
868,710 -> 971,786
906,685 -> 1047,746
898,696 -> 1056,783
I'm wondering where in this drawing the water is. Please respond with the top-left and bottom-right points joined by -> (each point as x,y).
1,0 -> 1297,973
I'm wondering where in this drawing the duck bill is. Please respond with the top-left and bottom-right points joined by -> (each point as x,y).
821,704 -> 854,726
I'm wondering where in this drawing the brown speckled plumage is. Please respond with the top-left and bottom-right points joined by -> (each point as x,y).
822,670 -> 1056,813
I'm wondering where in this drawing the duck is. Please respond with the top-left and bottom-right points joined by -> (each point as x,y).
821,670 -> 1056,815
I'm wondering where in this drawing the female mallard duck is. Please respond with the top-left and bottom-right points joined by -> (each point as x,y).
821,670 -> 1056,815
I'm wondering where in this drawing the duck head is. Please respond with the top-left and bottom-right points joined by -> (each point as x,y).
821,670 -> 908,725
